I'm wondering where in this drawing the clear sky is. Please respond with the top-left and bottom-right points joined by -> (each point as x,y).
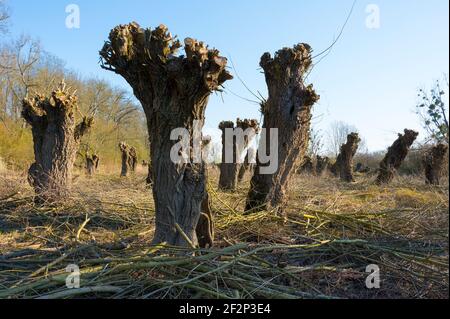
4,0 -> 449,151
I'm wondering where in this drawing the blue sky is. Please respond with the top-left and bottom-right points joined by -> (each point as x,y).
5,0 -> 449,151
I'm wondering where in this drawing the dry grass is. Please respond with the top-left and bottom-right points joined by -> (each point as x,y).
0,167 -> 448,299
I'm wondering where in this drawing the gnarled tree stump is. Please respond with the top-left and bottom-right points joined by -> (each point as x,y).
376,129 -> 419,185
22,81 -> 93,202
119,142 -> 133,177
337,133 -> 360,182
245,44 -> 320,214
423,143 -> 448,185
100,22 -> 232,247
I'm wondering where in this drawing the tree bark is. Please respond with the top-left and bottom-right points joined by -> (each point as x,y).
196,135 -> 214,248
376,129 -> 419,185
337,133 -> 361,182
218,121 -> 237,191
245,44 -> 319,214
22,81 -> 93,203
100,23 -> 232,247
423,143 -> 448,185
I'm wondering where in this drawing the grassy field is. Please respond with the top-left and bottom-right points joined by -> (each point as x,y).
0,166 -> 448,299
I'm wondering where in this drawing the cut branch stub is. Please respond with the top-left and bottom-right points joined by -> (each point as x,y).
100,22 -> 232,247
423,143 -> 448,185
246,44 -> 320,214
376,129 -> 419,185
22,81 -> 93,202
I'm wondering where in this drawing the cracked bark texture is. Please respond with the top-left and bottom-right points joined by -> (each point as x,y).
335,133 -> 361,182
100,22 -> 232,247
245,44 -> 319,214
218,121 -> 237,191
22,81 -> 93,202
423,143 -> 448,185
376,129 -> 419,185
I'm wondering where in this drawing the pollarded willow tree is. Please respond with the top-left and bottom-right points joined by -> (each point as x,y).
245,44 -> 320,214
235,118 -> 260,183
22,81 -> 93,202
423,143 -> 448,185
118,142 -> 136,177
218,121 -> 236,190
376,129 -> 419,185
333,132 -> 361,182
219,119 -> 260,190
100,22 -> 232,246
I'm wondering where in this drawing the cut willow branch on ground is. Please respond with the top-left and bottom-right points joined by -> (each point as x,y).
0,170 -> 448,299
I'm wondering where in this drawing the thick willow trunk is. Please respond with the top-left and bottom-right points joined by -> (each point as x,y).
100,23 -> 232,247
338,133 -> 361,182
246,44 -> 320,214
316,155 -> 330,176
376,129 -> 419,185
218,121 -> 237,191
22,81 -> 93,202
423,144 -> 448,185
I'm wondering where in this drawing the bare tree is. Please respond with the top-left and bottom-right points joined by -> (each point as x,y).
327,121 -> 358,157
100,23 -> 232,247
246,44 -> 320,214
23,81 -> 93,202
376,129 -> 419,185
0,0 -> 9,34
